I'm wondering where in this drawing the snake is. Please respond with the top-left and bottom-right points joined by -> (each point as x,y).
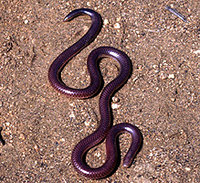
48,8 -> 142,179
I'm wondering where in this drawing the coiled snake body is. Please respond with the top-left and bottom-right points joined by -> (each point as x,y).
48,8 -> 142,179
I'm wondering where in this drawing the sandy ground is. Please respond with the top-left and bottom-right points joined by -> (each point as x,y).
0,0 -> 200,182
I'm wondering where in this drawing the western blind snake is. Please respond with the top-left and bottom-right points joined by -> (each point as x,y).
48,8 -> 142,179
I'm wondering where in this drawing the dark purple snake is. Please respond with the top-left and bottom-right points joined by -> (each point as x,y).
48,8 -> 142,179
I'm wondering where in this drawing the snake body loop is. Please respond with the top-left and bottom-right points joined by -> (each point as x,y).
48,8 -> 142,179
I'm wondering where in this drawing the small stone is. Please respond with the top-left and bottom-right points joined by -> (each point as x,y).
111,103 -> 120,109
170,98 -> 176,102
104,19 -> 109,25
168,74 -> 175,79
5,122 -> 10,126
116,17 -> 121,21
149,152 -> 153,157
137,65 -> 143,70
84,120 -> 90,127
60,138 -> 65,142
94,152 -> 101,157
19,133 -> 25,140
112,97 -> 120,103
83,26 -> 88,32
152,65 -> 157,69
135,30 -> 140,34
34,144 -> 39,152
24,19 -> 29,24
185,167 -> 191,171
86,2 -> 91,6
4,130 -> 11,136
132,76 -> 139,83
69,103 -> 75,107
114,23 -> 120,29
69,112 -> 75,118
159,72 -> 167,80
193,50 -> 200,54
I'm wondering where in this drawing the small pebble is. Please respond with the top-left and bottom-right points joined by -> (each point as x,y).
112,97 -> 120,103
83,26 -> 88,31
34,144 -> 39,152
60,138 -> 65,142
168,74 -> 175,79
116,17 -> 121,21
149,152 -> 153,157
104,19 -> 109,25
193,50 -> 200,54
5,122 -> 10,126
185,167 -> 191,171
114,23 -> 120,29
69,103 -> 75,107
111,103 -> 120,109
170,98 -> 176,102
69,112 -> 75,118
19,133 -> 25,140
160,72 -> 168,80
86,2 -> 91,6
24,19 -> 29,24
84,120 -> 91,127
94,152 -> 101,157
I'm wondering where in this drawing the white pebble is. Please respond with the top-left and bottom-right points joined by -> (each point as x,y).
6,122 -> 10,126
112,97 -> 120,103
114,23 -> 120,29
160,72 -> 167,80
185,167 -> 191,171
69,103 -> 75,107
69,112 -> 75,118
87,2 -> 91,6
60,138 -> 65,142
24,19 -> 29,24
111,103 -> 120,109
84,120 -> 90,127
104,19 -> 109,25
94,152 -> 101,157
170,98 -> 176,102
193,50 -> 200,54
149,152 -> 153,157
19,133 -> 25,140
116,17 -> 121,21
168,74 -> 175,79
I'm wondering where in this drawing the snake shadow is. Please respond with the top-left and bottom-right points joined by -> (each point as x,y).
0,127 -> 5,146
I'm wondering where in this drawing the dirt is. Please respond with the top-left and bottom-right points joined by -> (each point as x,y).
0,0 -> 199,183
